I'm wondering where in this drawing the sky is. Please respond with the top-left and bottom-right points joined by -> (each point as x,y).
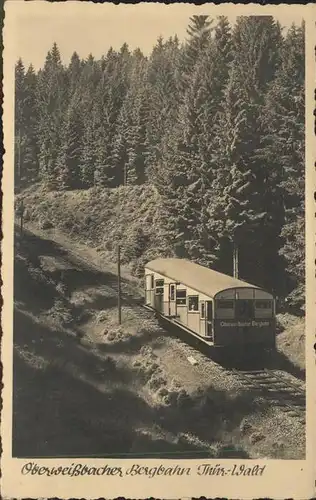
5,1 -> 305,70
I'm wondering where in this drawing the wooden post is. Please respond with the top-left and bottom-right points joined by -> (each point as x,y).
124,164 -> 127,187
117,244 -> 122,325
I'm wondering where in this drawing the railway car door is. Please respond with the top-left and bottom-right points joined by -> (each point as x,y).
154,279 -> 164,313
199,301 -> 206,336
168,284 -> 176,317
145,274 -> 154,307
206,301 -> 213,340
235,298 -> 254,344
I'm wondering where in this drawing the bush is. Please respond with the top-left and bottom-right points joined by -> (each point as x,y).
240,418 -> 252,434
148,373 -> 167,392
157,387 -> 169,399
39,219 -> 54,230
140,345 -> 154,357
250,431 -> 265,444
106,329 -> 129,343
96,311 -> 108,323
56,281 -> 68,296
50,298 -> 73,326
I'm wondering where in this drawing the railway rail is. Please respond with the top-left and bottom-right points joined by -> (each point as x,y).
160,330 -> 306,423
24,227 -> 306,424
230,369 -> 305,423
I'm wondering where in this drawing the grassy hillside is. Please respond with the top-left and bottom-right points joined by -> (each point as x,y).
13,226 -> 305,459
17,184 -> 173,276
276,313 -> 305,371
16,184 -> 305,373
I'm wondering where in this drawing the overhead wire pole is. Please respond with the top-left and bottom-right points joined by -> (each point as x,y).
234,241 -> 239,279
233,240 -> 239,279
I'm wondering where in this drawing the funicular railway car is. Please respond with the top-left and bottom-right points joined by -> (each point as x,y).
144,258 -> 276,350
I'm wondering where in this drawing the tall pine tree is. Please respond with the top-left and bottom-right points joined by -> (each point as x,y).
262,23 -> 305,307
36,43 -> 68,190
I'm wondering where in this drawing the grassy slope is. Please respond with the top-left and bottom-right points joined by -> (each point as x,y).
276,314 -> 305,370
18,183 -> 172,276
13,227 -> 250,458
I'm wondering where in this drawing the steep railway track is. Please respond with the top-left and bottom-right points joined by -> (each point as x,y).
165,334 -> 305,423
25,226 -> 306,423
230,369 -> 305,423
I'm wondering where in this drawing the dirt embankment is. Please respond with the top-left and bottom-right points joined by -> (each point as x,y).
13,225 -> 305,460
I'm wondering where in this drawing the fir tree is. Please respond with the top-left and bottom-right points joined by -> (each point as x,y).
262,23 -> 305,306
56,94 -> 84,190
22,64 -> 40,185
15,60 -> 39,190
14,59 -> 26,191
113,56 -> 150,186
208,16 -> 284,289
36,43 -> 68,189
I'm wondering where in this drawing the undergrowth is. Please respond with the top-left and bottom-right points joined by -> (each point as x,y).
17,184 -> 174,277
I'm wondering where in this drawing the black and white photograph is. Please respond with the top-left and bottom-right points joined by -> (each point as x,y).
1,1 -> 315,499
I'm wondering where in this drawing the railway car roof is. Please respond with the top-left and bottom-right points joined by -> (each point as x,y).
145,258 -> 260,298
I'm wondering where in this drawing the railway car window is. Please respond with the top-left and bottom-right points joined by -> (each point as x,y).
235,300 -> 254,319
155,279 -> 164,295
188,296 -> 199,312
151,275 -> 154,289
200,302 -> 205,319
207,302 -> 213,320
176,289 -> 187,305
170,285 -> 175,301
217,300 -> 234,309
255,300 -> 272,308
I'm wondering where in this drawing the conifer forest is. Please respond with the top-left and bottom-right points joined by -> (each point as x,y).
14,15 -> 305,311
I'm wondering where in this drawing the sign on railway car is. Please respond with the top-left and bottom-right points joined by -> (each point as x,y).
219,320 -> 271,328
1,2 -> 315,500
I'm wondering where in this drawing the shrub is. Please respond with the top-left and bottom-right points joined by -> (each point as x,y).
240,418 -> 252,434
50,298 -> 73,326
105,331 -> 114,341
157,387 -> 169,399
148,373 -> 167,392
140,345 -> 154,357
40,219 -> 54,230
96,311 -> 108,323
276,317 -> 285,334
250,431 -> 265,444
56,281 -> 68,297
